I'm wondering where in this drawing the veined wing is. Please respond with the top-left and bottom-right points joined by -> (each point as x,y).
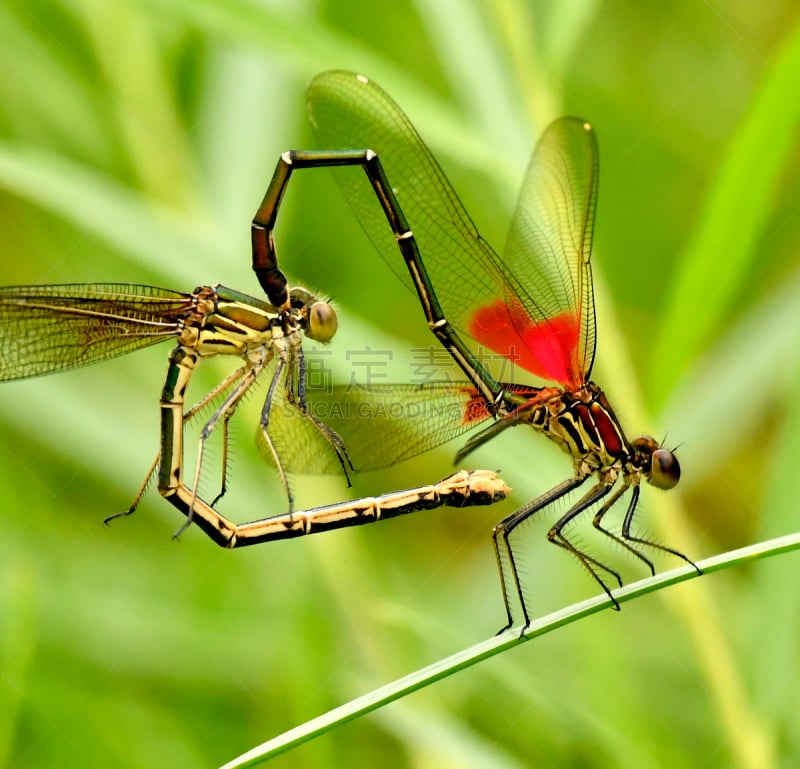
261,382 -> 491,475
307,71 -> 598,388
308,73 -> 506,349
492,117 -> 598,387
0,284 -> 193,381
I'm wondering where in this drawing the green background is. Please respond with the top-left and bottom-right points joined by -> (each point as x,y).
2,1 -> 800,767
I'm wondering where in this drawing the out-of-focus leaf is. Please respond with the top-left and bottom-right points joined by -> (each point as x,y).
649,17 -> 800,404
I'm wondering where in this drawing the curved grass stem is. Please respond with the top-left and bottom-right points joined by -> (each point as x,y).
221,531 -> 800,768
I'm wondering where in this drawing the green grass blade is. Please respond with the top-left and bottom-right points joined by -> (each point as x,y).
743,355 -> 800,732
0,143 -> 220,284
220,532 -> 800,768
648,17 -> 800,404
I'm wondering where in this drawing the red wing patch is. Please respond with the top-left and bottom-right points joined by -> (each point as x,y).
458,384 -> 554,426
460,388 -> 493,425
468,298 -> 581,387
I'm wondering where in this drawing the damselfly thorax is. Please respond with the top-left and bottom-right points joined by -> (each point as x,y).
493,381 -> 679,490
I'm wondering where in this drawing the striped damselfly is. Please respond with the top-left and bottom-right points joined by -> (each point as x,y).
0,190 -> 509,548
248,70 -> 700,629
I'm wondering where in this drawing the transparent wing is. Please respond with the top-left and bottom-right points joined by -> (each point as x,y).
308,71 -> 598,387
0,284 -> 192,381
501,117 -> 598,383
261,382 -> 486,475
308,72 -> 507,341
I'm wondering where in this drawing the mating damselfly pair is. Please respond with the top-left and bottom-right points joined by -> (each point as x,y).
0,70 -> 696,629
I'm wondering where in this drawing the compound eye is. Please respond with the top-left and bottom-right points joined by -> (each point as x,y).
650,448 -> 680,490
306,301 -> 338,343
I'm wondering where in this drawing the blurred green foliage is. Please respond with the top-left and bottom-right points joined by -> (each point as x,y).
1,0 -> 799,767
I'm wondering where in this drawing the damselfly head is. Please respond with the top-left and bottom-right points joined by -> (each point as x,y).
288,287 -> 338,343
631,435 -> 681,490
306,300 -> 338,343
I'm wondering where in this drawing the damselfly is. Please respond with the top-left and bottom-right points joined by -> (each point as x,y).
252,70 -> 699,628
0,236 -> 509,547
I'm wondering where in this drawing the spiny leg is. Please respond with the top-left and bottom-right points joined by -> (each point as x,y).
620,486 -> 702,574
592,483 -> 656,576
259,356 -> 294,511
210,418 -> 231,508
180,361 -> 264,539
184,364 -> 250,507
546,481 -> 623,611
106,364 -> 250,525
157,344 -> 263,542
492,476 -> 586,632
283,344 -> 354,483
289,403 -> 354,483
105,452 -> 161,524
